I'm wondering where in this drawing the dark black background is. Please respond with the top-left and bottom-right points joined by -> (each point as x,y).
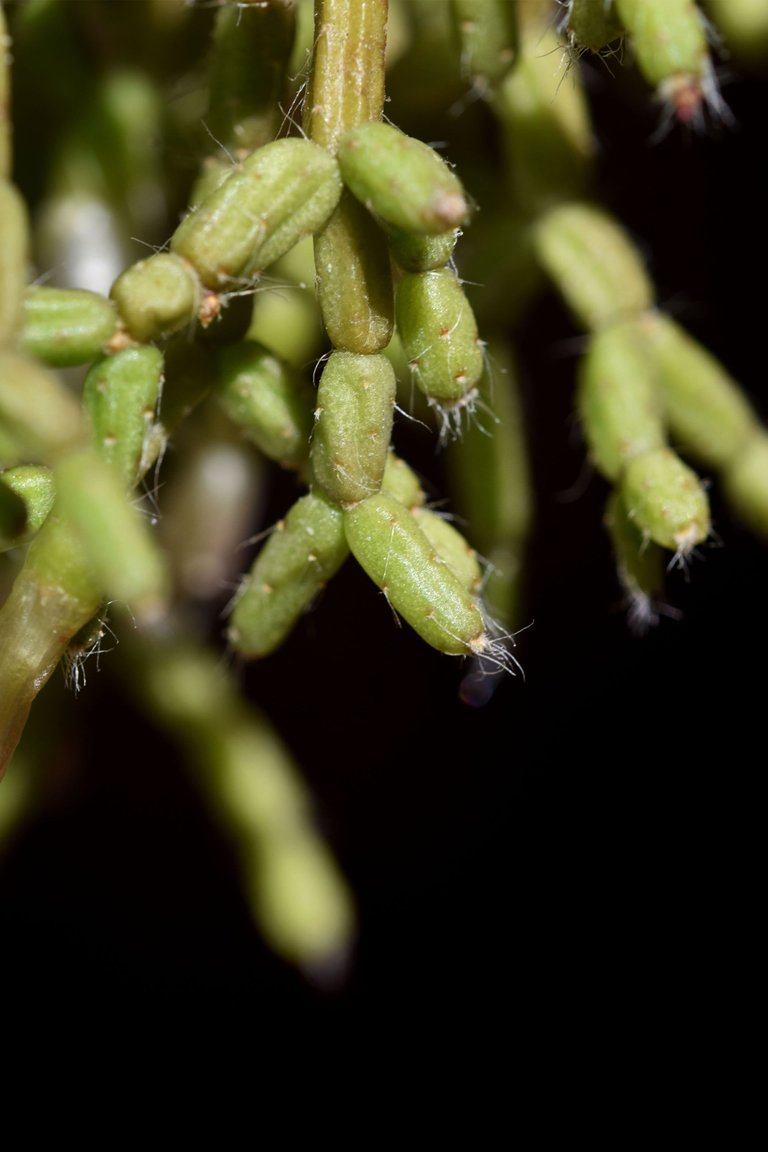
1,24 -> 764,1049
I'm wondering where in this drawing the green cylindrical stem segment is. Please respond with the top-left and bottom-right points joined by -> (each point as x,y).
0,181 -> 29,346
578,320 -> 665,481
159,334 -> 218,436
82,345 -> 165,490
228,490 -> 349,659
604,488 -> 665,633
344,491 -> 486,656
614,0 -> 708,88
395,268 -> 484,403
533,201 -> 654,331
620,446 -> 710,553
0,349 -> 84,464
412,506 -> 482,594
633,311 -> 758,472
386,224 -> 458,273
381,449 -> 426,509
0,513 -> 101,780
311,350 -> 396,505
313,189 -> 394,353
705,0 -> 768,66
565,0 -> 624,51
20,286 -> 119,367
110,252 -> 200,343
0,465 -> 55,550
446,345 -> 533,554
53,447 -> 170,627
215,340 -> 314,470
449,0 -> 518,87
444,344 -> 533,629
303,0 -> 389,154
74,68 -> 166,239
206,0 -> 297,157
492,24 -> 595,213
170,138 -> 343,288
722,435 -> 768,538
337,121 -> 470,235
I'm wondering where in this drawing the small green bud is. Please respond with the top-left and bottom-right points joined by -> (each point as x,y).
533,201 -> 654,331
395,267 -> 484,407
337,121 -> 470,235
228,490 -> 349,659
620,446 -> 710,554
310,350 -> 396,506
20,287 -> 119,367
215,340 -> 314,471
110,252 -> 200,343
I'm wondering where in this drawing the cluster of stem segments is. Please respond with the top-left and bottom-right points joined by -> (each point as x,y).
1,0 -> 767,970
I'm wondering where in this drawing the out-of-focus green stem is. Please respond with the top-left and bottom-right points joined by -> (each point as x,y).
206,0 -> 297,158
122,631 -> 356,976
0,182 -> 29,347
0,513 -> 101,779
445,342 -> 533,633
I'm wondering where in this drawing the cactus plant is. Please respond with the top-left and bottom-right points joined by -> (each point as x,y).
1,0 -> 765,1019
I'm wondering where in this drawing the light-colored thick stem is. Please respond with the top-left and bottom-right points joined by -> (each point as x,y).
302,0 -> 388,154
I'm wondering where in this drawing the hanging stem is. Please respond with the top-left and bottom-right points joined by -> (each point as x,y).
302,0 -> 388,154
